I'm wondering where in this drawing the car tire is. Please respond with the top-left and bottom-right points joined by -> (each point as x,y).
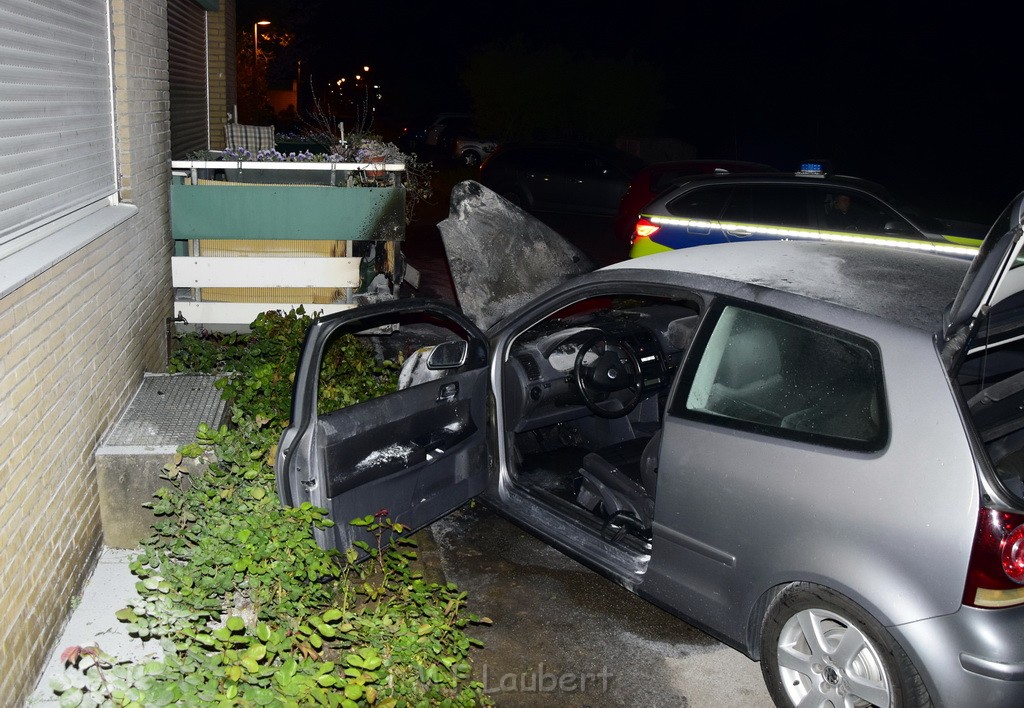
461,149 -> 481,167
760,583 -> 930,708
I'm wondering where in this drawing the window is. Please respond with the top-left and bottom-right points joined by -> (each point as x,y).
675,304 -> 887,451
721,185 -> 810,228
818,188 -> 913,236
0,0 -> 121,274
667,186 -> 732,220
959,300 -> 1024,504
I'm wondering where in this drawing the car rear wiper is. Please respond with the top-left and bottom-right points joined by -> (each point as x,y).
968,370 -> 1024,412
969,371 -> 1024,443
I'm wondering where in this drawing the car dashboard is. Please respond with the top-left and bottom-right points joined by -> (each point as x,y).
503,304 -> 691,432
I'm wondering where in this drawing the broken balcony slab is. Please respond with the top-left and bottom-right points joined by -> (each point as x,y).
96,373 -> 226,548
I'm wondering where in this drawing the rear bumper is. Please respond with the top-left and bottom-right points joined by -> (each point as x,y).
893,604 -> 1024,707
628,238 -> 673,258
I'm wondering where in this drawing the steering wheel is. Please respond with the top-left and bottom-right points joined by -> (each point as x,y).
573,333 -> 643,418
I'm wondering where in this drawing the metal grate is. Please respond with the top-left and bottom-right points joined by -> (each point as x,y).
102,374 -> 226,449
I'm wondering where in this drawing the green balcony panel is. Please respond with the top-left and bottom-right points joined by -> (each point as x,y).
170,182 -> 405,241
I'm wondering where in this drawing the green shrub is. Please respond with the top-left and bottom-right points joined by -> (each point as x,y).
53,309 -> 492,707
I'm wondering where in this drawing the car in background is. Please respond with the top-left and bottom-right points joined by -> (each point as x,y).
629,164 -> 987,258
455,136 -> 498,167
399,113 -> 497,165
479,142 -> 646,217
278,180 -> 1024,707
614,159 -> 778,240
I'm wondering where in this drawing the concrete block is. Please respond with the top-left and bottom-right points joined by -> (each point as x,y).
96,374 -> 225,548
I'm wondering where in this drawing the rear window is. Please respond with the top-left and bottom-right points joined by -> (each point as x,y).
674,303 -> 887,451
667,186 -> 732,220
958,311 -> 1024,502
720,185 -> 810,228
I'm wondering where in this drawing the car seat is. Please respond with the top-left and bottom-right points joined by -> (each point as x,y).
575,431 -> 662,538
705,325 -> 784,424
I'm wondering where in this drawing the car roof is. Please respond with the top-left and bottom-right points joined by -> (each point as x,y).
639,159 -> 778,175
658,171 -> 894,198
489,141 -> 642,159
604,240 -> 970,332
483,142 -> 647,173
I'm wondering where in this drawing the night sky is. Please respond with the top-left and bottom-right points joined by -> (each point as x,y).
238,0 -> 1022,223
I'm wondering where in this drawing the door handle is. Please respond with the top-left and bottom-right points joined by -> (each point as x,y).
437,381 -> 458,402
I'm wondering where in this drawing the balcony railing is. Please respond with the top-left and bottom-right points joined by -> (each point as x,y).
169,160 -> 406,327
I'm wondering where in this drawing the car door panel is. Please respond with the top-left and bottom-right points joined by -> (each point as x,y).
321,377 -> 480,497
315,368 -> 489,550
276,299 -> 490,553
720,184 -> 814,242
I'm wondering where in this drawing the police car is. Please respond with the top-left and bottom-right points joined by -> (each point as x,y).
629,163 -> 986,259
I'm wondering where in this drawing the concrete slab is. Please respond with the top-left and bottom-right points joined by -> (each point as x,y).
97,373 -> 225,548
27,548 -> 162,706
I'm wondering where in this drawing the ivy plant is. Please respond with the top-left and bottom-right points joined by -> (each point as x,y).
53,309 -> 492,707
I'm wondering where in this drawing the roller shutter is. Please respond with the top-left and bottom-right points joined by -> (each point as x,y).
168,0 -> 209,158
0,0 -> 117,256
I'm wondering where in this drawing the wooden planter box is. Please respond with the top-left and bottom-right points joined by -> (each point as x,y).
169,160 -> 406,326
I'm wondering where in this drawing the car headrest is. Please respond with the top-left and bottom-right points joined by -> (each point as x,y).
716,326 -> 782,389
667,315 -> 700,350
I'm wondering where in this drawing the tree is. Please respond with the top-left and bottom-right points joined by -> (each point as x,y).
235,28 -> 295,124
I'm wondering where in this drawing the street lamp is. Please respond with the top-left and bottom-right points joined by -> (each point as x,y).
253,20 -> 270,57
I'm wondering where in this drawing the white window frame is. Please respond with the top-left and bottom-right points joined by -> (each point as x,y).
0,0 -> 136,297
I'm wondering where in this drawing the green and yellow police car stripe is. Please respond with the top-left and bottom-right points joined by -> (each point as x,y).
632,215 -> 981,259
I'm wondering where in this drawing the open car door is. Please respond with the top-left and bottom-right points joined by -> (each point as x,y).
276,299 -> 490,552
942,191 -> 1024,365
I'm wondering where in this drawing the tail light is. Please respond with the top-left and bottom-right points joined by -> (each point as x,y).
630,217 -> 661,246
963,508 -> 1024,608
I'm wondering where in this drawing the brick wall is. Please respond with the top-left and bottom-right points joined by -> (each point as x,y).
208,0 -> 237,149
0,0 -> 174,703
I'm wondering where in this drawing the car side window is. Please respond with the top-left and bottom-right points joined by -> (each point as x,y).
721,185 -> 810,228
667,186 -> 732,220
565,149 -> 606,174
820,188 -> 914,236
675,304 -> 887,451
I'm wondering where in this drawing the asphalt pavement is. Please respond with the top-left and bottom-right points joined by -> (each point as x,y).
423,504 -> 772,707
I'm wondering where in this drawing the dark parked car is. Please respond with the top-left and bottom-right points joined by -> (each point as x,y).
630,165 -> 987,259
479,142 -> 646,217
278,181 -> 1024,707
614,159 -> 777,241
398,113 -> 497,165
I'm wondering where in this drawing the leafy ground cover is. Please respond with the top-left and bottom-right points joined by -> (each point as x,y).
53,309 -> 493,707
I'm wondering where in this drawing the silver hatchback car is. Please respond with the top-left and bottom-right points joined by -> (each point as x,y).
278,182 -> 1024,706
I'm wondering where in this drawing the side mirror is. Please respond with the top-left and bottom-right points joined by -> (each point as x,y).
427,340 -> 468,370
883,220 -> 913,235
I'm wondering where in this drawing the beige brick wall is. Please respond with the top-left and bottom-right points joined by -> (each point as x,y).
0,0 -> 174,703
208,0 -> 237,150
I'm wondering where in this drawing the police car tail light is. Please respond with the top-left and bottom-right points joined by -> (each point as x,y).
963,508 -> 1024,608
630,218 -> 660,245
